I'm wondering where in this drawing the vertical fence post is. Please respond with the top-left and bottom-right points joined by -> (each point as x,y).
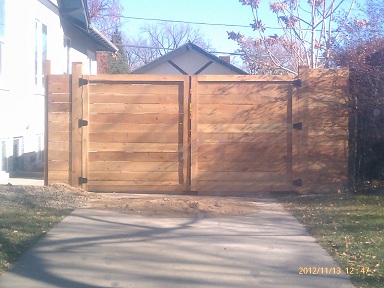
292,66 -> 309,193
190,76 -> 199,192
81,76 -> 89,191
44,60 -> 51,186
183,76 -> 190,192
70,62 -> 83,188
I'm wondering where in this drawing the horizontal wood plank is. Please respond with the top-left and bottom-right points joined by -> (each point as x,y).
198,132 -> 286,143
48,160 -> 69,171
47,79 -> 70,94
48,122 -> 70,132
89,83 -> 179,94
197,182 -> 292,193
90,103 -> 180,113
88,171 -> 179,181
86,185 -> 183,193
198,113 -> 287,124
87,180 -> 180,186
47,170 -> 70,180
89,161 -> 179,172
89,142 -> 179,152
48,74 -> 70,84
90,132 -> 179,143
198,103 -> 287,116
48,102 -> 70,113
307,173 -> 348,184
308,144 -> 348,157
88,74 -> 188,82
198,171 -> 289,182
198,161 -> 287,172
48,113 -> 70,122
198,83 -> 290,98
196,74 -> 294,82
198,123 -> 287,133
89,94 -> 179,104
48,93 -> 70,103
89,152 -> 178,162
198,151 -> 288,162
47,150 -> 70,161
47,131 -> 70,142
47,141 -> 69,151
89,113 -> 181,124
198,143 -> 287,156
90,123 -> 178,133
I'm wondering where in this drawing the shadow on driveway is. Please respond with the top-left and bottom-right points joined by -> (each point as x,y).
0,200 -> 355,288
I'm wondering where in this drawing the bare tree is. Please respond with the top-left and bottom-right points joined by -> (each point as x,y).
87,0 -> 123,37
334,1 -> 384,191
229,0 -> 356,75
126,22 -> 213,70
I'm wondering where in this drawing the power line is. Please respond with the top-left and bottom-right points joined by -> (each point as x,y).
120,15 -> 328,31
120,15 -> 288,30
120,15 -> 251,28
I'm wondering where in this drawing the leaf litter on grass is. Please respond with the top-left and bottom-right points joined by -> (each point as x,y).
280,194 -> 384,288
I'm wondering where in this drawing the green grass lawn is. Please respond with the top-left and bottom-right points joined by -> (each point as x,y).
0,202 -> 71,274
279,193 -> 384,288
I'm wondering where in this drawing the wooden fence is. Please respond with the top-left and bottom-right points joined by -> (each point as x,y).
45,63 -> 349,195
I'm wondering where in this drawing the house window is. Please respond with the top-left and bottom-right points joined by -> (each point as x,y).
0,0 -> 5,81
35,20 -> 47,89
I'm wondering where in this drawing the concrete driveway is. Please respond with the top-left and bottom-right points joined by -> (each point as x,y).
0,200 -> 354,288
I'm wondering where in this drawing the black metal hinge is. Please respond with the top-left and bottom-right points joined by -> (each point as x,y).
293,179 -> 303,187
79,177 -> 88,185
293,122 -> 303,130
79,78 -> 89,87
292,79 -> 302,87
78,119 -> 88,128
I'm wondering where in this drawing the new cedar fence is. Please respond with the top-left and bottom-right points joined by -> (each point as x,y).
45,62 -> 349,195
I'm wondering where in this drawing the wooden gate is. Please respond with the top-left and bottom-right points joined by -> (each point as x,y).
46,63 -> 349,194
86,74 -> 189,192
191,75 -> 295,194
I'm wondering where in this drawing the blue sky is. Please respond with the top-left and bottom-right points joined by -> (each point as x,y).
120,0 -> 262,54
119,0 -> 363,57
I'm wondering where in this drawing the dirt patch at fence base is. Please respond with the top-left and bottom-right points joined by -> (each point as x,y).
85,193 -> 260,218
0,183 -> 260,218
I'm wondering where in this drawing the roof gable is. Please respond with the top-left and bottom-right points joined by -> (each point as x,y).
131,43 -> 248,75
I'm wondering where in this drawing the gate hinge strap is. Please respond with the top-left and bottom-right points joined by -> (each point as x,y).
293,79 -> 302,87
293,122 -> 303,130
78,119 -> 88,128
79,177 -> 88,185
79,78 -> 89,86
293,179 -> 302,187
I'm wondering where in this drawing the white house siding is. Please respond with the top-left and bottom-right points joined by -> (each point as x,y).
0,0 -> 98,180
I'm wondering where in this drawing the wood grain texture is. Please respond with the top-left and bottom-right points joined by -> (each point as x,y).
88,171 -> 179,181
86,185 -> 183,193
193,76 -> 293,193
46,68 -> 349,194
89,114 -> 180,124
85,75 -> 189,192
